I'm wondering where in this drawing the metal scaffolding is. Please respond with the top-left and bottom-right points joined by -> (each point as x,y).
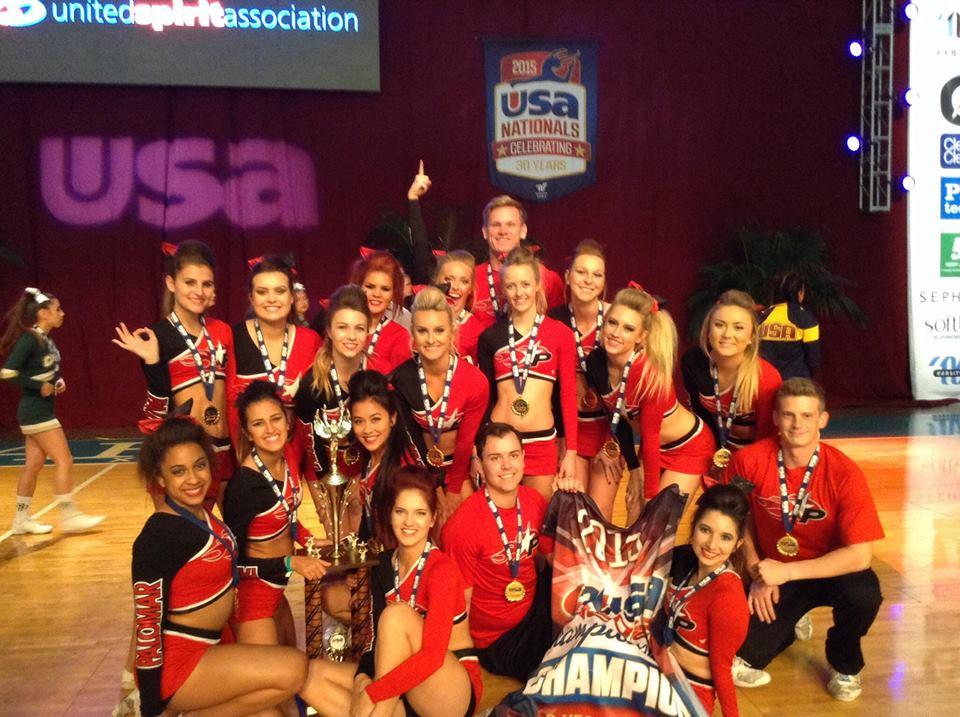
859,0 -> 895,212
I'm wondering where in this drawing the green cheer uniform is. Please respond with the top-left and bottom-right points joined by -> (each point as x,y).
1,330 -> 62,434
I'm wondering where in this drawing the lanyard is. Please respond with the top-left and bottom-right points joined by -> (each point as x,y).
251,447 -> 298,542
666,564 -> 727,630
366,315 -> 389,357
328,364 -> 347,412
415,354 -> 455,445
710,362 -> 739,449
777,446 -> 820,535
567,303 -> 604,373
253,319 -> 290,389
164,497 -> 239,586
457,309 -> 468,325
393,542 -> 432,609
507,314 -> 543,396
486,264 -> 500,314
607,351 -> 640,437
484,489 -> 524,579
169,312 -> 218,400
33,326 -> 61,381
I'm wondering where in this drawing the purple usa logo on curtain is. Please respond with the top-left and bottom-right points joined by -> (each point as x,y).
483,38 -> 597,202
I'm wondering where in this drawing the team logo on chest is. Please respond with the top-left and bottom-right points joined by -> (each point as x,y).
757,493 -> 827,524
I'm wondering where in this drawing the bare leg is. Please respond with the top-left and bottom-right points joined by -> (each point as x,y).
574,456 -> 591,494
658,469 -> 702,499
522,474 -> 554,504
28,428 -> 74,496
298,659 -> 357,716
275,596 -> 297,648
15,435 -> 46,497
169,643 -> 306,716
587,460 -> 622,521
371,603 -> 471,717
235,617 -> 279,646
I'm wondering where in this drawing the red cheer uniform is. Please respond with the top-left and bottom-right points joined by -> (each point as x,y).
365,317 -> 412,375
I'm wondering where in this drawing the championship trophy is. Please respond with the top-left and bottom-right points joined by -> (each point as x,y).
304,409 -> 377,661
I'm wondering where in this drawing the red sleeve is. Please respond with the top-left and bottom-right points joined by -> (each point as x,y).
390,323 -> 413,374
708,576 -> 750,717
446,369 -> 489,493
636,391 -> 664,500
554,321 -> 579,453
440,507 -> 479,587
753,361 -> 781,441
834,451 -> 885,545
365,557 -> 462,702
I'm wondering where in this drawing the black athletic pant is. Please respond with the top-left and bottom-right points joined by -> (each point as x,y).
738,568 -> 882,675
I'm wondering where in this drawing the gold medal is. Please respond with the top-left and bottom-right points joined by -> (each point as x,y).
712,447 -> 732,469
776,534 -> 800,557
427,445 -> 445,468
511,397 -> 529,417
203,406 -> 221,426
602,438 -> 621,459
504,579 -> 526,602
343,446 -> 360,466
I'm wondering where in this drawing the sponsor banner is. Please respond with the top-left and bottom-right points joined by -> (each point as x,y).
907,3 -> 960,398
483,38 -> 597,202
495,489 -> 707,717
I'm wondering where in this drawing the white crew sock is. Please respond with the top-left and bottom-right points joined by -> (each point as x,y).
14,495 -> 32,523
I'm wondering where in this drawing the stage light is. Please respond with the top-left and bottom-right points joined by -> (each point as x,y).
849,40 -> 864,58
846,135 -> 863,152
900,175 -> 916,192
904,88 -> 919,106
904,2 -> 918,20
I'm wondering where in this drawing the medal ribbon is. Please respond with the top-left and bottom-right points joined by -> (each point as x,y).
328,364 -> 347,412
169,312 -> 218,401
164,497 -> 239,586
366,315 -> 389,357
393,541 -> 432,609
666,564 -> 728,633
710,362 -> 739,450
486,264 -> 500,314
607,350 -> 640,439
33,325 -> 61,382
253,319 -> 290,389
251,447 -> 298,543
457,309 -> 468,325
507,313 -> 543,398
567,303 -> 605,374
484,488 -> 523,580
415,354 -> 455,447
777,446 -> 820,536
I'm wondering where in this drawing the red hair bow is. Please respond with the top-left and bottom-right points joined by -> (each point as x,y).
627,281 -> 659,312
161,241 -> 178,257
410,284 -> 429,295
247,255 -> 266,271
359,246 -> 376,260
317,298 -> 331,309
432,249 -> 447,258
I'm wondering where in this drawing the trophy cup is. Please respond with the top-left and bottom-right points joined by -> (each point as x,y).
304,408 -> 377,661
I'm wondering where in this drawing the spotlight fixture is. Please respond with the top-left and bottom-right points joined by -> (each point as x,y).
846,135 -> 863,152
849,40 -> 865,58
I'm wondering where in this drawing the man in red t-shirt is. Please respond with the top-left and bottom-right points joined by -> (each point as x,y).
472,196 -> 566,322
722,378 -> 884,702
440,422 -> 553,681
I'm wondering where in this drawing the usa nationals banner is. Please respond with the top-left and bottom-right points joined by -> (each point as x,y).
495,489 -> 707,717
483,38 -> 597,202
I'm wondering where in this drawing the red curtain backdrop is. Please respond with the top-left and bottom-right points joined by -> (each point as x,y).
0,1 -> 909,429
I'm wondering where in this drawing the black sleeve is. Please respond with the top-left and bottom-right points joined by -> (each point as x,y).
132,515 -> 204,717
680,348 -> 718,443
357,551 -> 394,678
669,544 -> 697,582
791,304 -> 821,375
223,468 -> 288,585
407,200 -> 436,285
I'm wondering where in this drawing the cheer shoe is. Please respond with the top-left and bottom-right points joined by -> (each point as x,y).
11,518 -> 53,535
794,612 -> 813,641
731,656 -> 771,687
61,512 -> 105,533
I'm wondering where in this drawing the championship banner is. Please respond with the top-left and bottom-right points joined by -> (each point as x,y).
496,489 -> 707,717
483,38 -> 597,202
907,3 -> 960,399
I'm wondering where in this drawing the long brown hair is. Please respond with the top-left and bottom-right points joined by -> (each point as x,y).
500,245 -> 547,314
698,289 -> 761,412
609,287 -> 676,402
0,289 -> 56,355
310,285 -> 371,397
349,251 -> 404,319
382,466 -> 440,549
162,241 -> 216,316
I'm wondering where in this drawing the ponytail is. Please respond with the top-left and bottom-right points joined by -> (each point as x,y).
0,289 -> 55,355
609,287 -> 676,402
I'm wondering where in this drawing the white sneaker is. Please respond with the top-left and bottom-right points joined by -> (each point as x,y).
731,656 -> 771,688
794,612 -> 813,641
110,687 -> 140,717
827,669 -> 862,701
11,518 -> 53,535
61,512 -> 105,533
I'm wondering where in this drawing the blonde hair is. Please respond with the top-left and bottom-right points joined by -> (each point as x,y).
411,286 -> 458,349
610,287 -> 676,402
311,284 -> 370,397
433,250 -> 476,311
566,238 -> 607,302
482,195 -> 527,225
698,289 -> 761,412
501,246 -> 547,314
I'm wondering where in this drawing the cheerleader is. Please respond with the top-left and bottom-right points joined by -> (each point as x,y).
349,251 -> 412,375
131,416 -> 310,716
223,381 -> 329,647
1,288 -> 104,534
293,285 -> 369,519
300,467 -> 481,717
226,255 -> 322,444
434,250 -> 487,364
391,287 -> 489,517
478,246 -> 579,501
546,239 -> 619,492
585,287 -> 716,520
681,290 -> 782,460
655,484 -> 750,717
113,240 -> 234,507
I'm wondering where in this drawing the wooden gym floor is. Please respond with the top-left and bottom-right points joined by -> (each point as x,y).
0,410 -> 958,716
